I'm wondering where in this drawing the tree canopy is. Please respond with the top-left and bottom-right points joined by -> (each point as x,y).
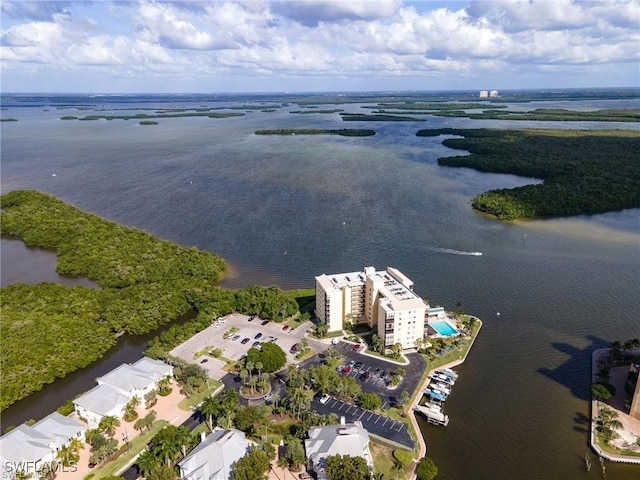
416,456 -> 438,480
0,190 -> 301,410
230,447 -> 271,480
416,128 -> 640,220
324,454 -> 371,480
246,342 -> 287,373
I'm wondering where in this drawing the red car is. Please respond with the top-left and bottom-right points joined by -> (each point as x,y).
353,344 -> 361,351
282,325 -> 290,331
341,366 -> 351,375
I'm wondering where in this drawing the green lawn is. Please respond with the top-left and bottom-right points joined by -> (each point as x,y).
178,379 -> 223,411
85,420 -> 169,480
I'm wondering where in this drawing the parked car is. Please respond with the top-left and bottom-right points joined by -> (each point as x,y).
254,332 -> 263,340
331,338 -> 340,345
299,473 -> 312,479
353,344 -> 361,351
282,325 -> 290,331
319,394 -> 331,404
248,316 -> 255,322
241,338 -> 250,344
359,372 -> 370,381
261,320 -> 269,326
252,341 -> 261,348
290,344 -> 299,354
341,366 -> 351,375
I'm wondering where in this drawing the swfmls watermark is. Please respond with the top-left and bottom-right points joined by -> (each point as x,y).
3,461 -> 77,478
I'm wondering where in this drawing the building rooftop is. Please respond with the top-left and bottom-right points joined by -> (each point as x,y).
73,384 -> 130,416
305,421 -> 372,477
178,428 -> 248,480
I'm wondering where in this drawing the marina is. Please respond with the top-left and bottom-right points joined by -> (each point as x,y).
417,368 -> 459,426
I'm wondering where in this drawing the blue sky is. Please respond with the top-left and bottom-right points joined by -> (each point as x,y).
1,0 -> 638,93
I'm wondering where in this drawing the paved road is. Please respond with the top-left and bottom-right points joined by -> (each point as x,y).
120,411 -> 202,480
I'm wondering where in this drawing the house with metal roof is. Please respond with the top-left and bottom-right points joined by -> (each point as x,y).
73,383 -> 131,429
177,428 -> 249,480
96,357 -> 173,398
304,420 -> 373,480
0,413 -> 84,479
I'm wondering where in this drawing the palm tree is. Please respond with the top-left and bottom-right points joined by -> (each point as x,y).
98,415 -> 121,437
68,437 -> 84,454
57,444 -> 79,467
157,376 -> 172,396
174,426 -> 194,458
157,438 -> 182,467
136,450 -> 161,478
124,395 -> 141,421
200,395 -> 219,432
145,389 -> 158,408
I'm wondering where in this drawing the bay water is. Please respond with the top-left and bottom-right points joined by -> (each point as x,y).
1,93 -> 639,479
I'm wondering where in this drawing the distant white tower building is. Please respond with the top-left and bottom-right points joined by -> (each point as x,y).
489,90 -> 499,97
479,90 -> 489,98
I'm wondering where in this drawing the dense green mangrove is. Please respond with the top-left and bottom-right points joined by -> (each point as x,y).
255,128 -> 375,136
64,111 -> 245,121
0,190 -> 298,410
340,113 -> 425,122
417,128 -> 640,220
432,108 -> 640,122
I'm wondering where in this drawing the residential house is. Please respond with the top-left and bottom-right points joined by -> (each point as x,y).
73,384 -> 131,429
177,428 -> 249,480
304,419 -> 373,480
73,356 -> 172,428
0,413 -> 85,479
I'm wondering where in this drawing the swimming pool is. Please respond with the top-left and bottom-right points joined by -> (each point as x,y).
430,320 -> 458,336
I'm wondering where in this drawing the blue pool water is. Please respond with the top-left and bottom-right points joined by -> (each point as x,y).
430,320 -> 458,336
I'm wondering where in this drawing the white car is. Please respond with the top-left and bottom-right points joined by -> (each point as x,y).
319,394 -> 331,404
331,338 -> 341,345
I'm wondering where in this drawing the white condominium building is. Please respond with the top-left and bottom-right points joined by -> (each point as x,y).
315,266 -> 428,350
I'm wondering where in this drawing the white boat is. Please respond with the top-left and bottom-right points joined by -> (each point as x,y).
424,387 -> 447,402
437,368 -> 459,379
430,373 -> 455,385
414,404 -> 449,426
430,383 -> 451,396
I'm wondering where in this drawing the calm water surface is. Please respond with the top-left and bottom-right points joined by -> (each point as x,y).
1,94 -> 639,479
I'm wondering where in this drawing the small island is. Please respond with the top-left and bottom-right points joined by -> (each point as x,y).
255,128 -> 375,136
340,113 -> 426,122
417,128 -> 640,220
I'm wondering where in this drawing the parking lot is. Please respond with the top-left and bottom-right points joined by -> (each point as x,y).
170,312 -> 316,379
329,341 -> 425,398
311,396 -> 414,449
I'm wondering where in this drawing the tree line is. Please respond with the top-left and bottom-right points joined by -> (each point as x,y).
416,128 -> 640,220
0,190 -> 298,410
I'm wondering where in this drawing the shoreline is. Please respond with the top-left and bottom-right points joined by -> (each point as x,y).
409,317 -> 483,460
589,348 -> 640,464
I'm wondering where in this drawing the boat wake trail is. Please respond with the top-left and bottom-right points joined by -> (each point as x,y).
428,247 -> 483,256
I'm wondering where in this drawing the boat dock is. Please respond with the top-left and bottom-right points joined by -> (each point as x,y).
413,404 -> 450,426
